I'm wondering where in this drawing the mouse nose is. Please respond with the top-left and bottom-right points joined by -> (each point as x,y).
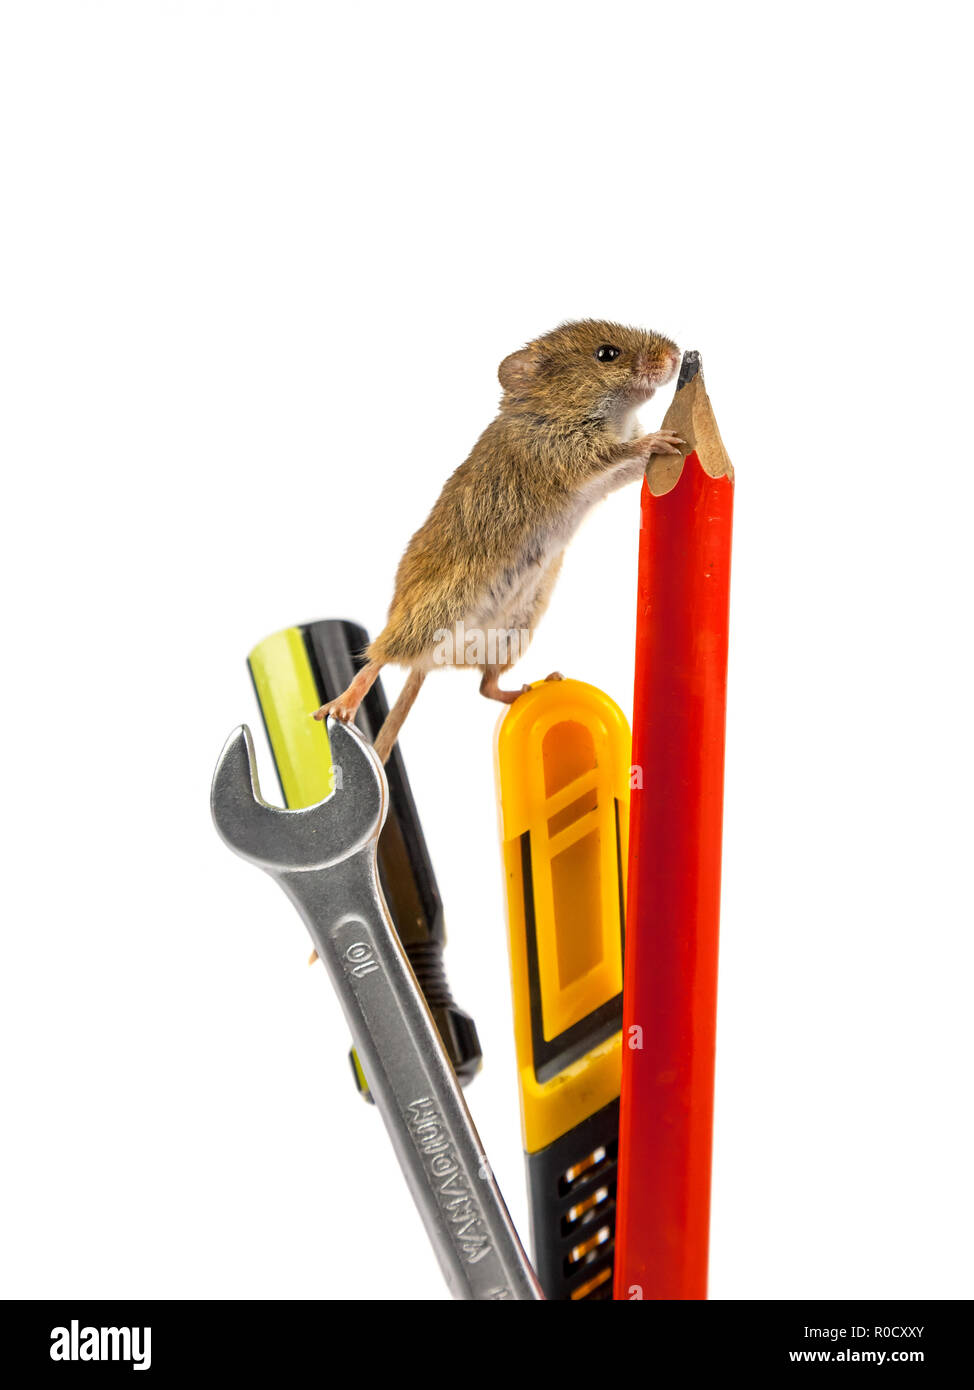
646,350 -> 679,383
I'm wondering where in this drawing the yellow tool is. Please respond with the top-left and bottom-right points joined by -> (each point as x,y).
249,619 -> 482,1098
494,677 -> 631,1300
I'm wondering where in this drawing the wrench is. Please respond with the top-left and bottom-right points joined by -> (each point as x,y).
211,717 -> 543,1301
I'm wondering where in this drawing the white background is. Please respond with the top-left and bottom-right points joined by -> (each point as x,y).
1,2 -> 971,1301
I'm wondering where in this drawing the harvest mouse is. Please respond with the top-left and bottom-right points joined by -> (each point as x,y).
314,319 -> 683,760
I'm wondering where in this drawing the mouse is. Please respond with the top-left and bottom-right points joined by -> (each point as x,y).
313,318 -> 683,761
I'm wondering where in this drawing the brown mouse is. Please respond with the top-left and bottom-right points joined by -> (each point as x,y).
314,318 -> 683,759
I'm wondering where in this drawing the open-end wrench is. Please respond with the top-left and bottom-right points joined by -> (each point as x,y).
211,717 -> 543,1301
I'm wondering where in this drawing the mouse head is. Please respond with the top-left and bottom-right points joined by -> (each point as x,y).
498,320 -> 679,419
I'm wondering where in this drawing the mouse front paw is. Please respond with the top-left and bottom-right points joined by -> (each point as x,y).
640,430 -> 687,457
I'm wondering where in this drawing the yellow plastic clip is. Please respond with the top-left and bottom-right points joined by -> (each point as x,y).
494,678 -> 631,1155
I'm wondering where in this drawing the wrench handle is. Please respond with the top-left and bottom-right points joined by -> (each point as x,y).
279,854 -> 542,1301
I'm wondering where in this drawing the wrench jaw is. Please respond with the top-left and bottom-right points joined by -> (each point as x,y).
210,720 -> 387,873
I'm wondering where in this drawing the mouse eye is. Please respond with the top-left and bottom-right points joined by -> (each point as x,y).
595,344 -> 621,363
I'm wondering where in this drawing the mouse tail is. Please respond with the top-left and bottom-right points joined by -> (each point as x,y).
373,667 -> 427,764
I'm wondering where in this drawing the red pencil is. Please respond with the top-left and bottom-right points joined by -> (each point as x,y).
614,353 -> 735,1300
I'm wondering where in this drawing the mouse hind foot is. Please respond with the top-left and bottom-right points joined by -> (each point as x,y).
480,667 -> 529,705
312,658 -> 383,724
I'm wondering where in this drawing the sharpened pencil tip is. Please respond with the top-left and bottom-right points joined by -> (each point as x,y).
677,350 -> 701,391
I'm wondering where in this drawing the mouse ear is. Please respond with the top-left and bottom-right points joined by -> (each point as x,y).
499,347 -> 542,395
